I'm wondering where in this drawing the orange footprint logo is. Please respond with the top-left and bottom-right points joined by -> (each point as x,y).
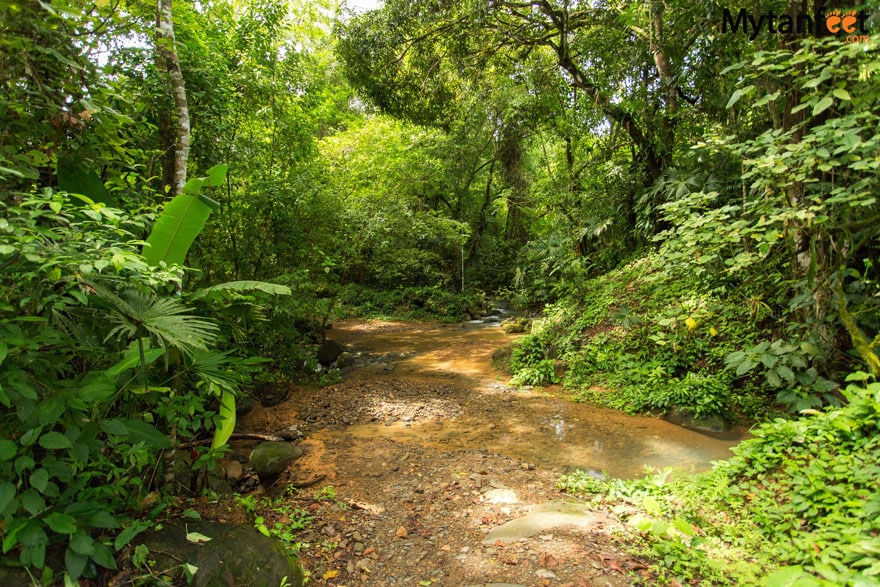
826,9 -> 858,34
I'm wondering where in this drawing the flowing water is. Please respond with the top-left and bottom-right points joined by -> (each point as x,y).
326,320 -> 749,479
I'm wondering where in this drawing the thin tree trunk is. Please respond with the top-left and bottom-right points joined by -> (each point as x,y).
156,0 -> 190,491
156,0 -> 190,196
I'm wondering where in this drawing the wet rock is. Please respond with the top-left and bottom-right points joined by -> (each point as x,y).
337,351 -> 356,368
250,442 -> 304,478
665,408 -> 733,433
252,381 -> 290,407
484,500 -> 602,543
135,520 -> 303,587
481,315 -> 501,323
235,394 -> 259,416
221,459 -> 244,480
317,339 -> 346,366
500,317 -> 531,333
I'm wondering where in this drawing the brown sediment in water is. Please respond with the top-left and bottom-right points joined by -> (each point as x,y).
267,320 -> 749,480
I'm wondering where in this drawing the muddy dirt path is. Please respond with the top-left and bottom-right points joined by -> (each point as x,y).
236,321 -> 746,586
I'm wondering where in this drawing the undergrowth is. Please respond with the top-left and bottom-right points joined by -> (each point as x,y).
508,255 -> 779,422
337,284 -> 485,323
558,375 -> 880,586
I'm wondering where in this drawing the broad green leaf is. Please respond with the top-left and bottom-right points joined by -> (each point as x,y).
44,512 -> 77,535
812,96 -> 833,117
726,89 -> 743,108
181,177 -> 205,195
0,482 -> 16,512
57,158 -> 112,205
65,547 -> 89,580
0,439 -> 16,461
205,164 -> 228,187
832,87 -> 851,101
29,469 -> 49,493
105,345 -> 163,378
39,432 -> 72,450
672,517 -> 696,537
100,418 -> 129,436
143,193 -> 214,268
211,391 -> 236,450
21,488 -> 45,515
114,521 -> 149,550
764,565 -> 821,587
36,398 -> 65,426
735,358 -> 755,376
121,419 -> 171,449
90,541 -> 117,569
68,530 -> 94,556
86,510 -> 119,529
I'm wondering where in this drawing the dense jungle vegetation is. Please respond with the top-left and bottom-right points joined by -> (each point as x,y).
1,0 -> 879,584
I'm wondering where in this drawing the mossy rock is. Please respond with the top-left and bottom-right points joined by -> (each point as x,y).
500,317 -> 531,333
665,408 -> 732,433
135,520 -> 303,587
250,442 -> 304,478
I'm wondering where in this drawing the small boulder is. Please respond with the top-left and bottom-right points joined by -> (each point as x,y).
500,317 -> 531,333
665,408 -> 732,433
250,442 -> 304,478
316,339 -> 346,366
135,520 -> 303,587
337,351 -> 355,368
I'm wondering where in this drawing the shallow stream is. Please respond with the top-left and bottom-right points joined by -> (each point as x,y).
323,321 -> 748,479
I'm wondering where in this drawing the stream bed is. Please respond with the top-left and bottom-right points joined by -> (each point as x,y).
314,320 -> 748,479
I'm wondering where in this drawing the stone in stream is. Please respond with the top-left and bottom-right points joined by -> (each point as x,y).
500,317 -> 532,333
316,339 -> 346,366
250,441 -> 304,479
664,407 -> 733,433
483,500 -> 602,544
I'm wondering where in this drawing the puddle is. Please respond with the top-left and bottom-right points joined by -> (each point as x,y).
318,321 -> 749,479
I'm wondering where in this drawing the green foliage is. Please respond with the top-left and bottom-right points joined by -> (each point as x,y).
509,332 -> 559,386
558,375 -> 880,585
338,284 -> 482,322
0,170 -> 284,578
234,492 -> 313,556
142,165 -> 226,268
725,340 -> 839,412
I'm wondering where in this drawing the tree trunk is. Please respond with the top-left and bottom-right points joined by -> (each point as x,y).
156,0 -> 190,196
155,0 -> 190,492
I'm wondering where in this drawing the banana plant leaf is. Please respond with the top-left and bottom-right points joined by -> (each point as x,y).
211,391 -> 236,449
143,164 -> 226,268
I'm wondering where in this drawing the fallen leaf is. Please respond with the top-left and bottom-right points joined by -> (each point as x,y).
185,531 -> 212,544
363,547 -> 376,556
395,526 -> 408,538
494,539 -> 506,548
539,553 -> 559,568
322,569 -> 339,580
576,577 -> 590,587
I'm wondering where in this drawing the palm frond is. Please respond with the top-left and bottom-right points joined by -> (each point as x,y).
96,287 -> 219,356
